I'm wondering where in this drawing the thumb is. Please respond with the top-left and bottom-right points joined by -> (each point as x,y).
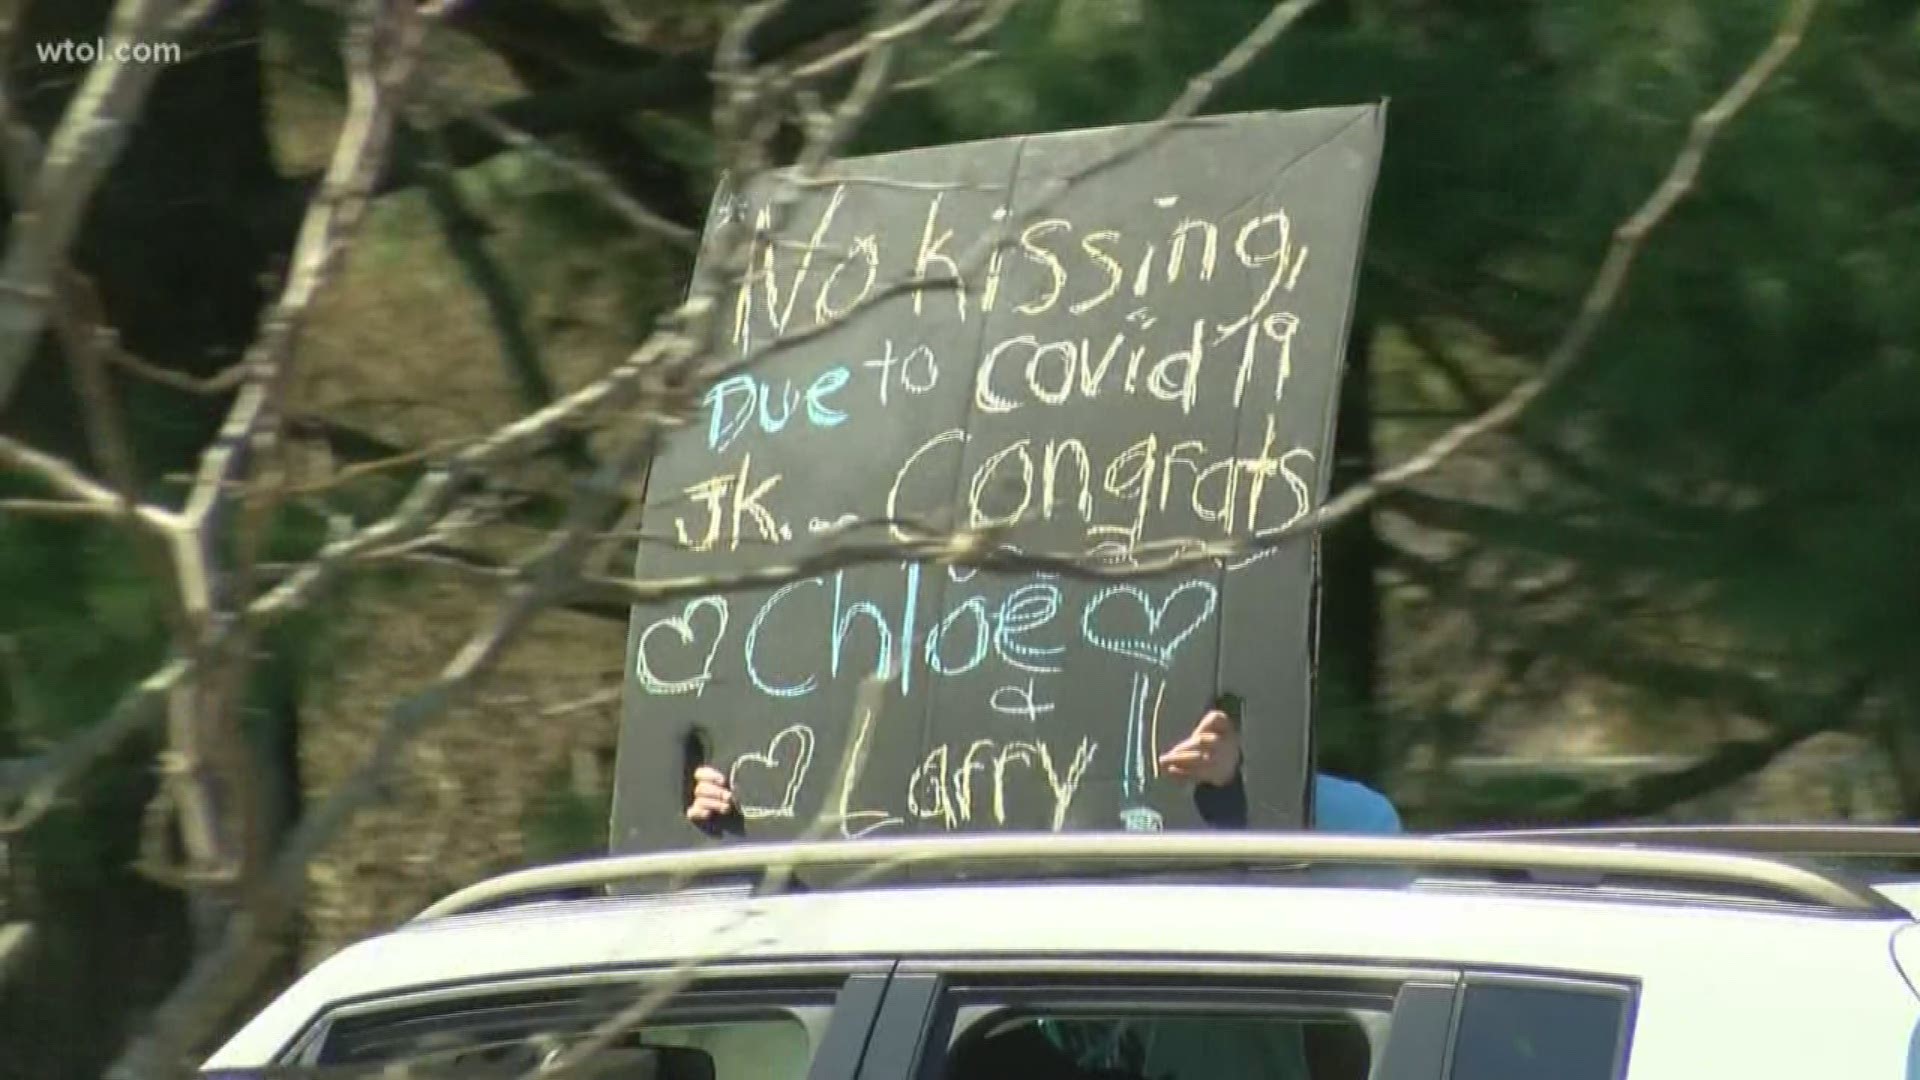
1194,709 -> 1234,736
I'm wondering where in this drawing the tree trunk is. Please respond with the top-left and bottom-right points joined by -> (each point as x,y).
0,3 -> 299,1076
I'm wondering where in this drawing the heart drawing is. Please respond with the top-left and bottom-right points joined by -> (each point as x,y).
729,724 -> 817,820
1080,579 -> 1220,669
633,597 -> 729,696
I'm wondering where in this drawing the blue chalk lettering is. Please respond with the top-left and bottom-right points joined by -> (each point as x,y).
831,571 -> 894,680
757,379 -> 797,434
1080,579 -> 1220,668
807,366 -> 851,427
705,369 -> 855,452
900,561 -> 921,694
1121,671 -> 1147,796
744,577 -> 822,698
705,374 -> 758,452
993,583 -> 1064,674
924,597 -> 991,676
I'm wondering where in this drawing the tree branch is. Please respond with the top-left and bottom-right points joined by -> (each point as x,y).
105,6 -> 991,1070
1528,684 -> 1868,825
0,659 -> 189,834
0,432 -> 177,531
415,128 -> 597,473
423,102 -> 699,248
1240,0 -> 1824,558
828,0 -> 1820,586
0,0 -> 178,413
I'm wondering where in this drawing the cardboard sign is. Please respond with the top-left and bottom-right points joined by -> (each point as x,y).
611,105 -> 1386,852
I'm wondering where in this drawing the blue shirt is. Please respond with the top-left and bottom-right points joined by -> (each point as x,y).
1313,773 -> 1402,834
1044,773 -> 1403,1078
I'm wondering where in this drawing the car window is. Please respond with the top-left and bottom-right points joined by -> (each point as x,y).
949,1010 -> 1380,1080
299,978 -> 852,1080
892,971 -> 1419,1080
1448,979 -> 1632,1080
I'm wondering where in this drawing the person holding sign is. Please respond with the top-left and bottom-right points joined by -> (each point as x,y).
685,707 -> 1399,835
683,706 -> 1396,1080
1048,711 -> 1397,1080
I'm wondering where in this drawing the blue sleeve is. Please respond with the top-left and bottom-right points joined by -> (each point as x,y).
1194,772 -> 1402,833
1312,774 -> 1402,834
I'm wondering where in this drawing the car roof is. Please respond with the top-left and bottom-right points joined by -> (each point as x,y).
210,830 -> 1920,1066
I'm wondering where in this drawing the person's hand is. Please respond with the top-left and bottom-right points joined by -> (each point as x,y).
1157,709 -> 1241,787
685,766 -> 737,825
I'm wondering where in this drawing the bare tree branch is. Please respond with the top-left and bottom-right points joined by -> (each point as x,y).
1521,679 -> 1871,826
714,0 -> 1817,587
0,921 -> 33,988
0,432 -> 177,531
13,0 -> 1807,872
103,3 -> 988,1068
0,0 -> 179,412
125,0 -> 435,905
431,104 -> 699,249
415,129 -> 597,475
0,659 -> 189,834
182,1 -> 429,538
162,0 -> 231,37
0,497 -> 133,517
1253,0 -> 1822,556
37,269 -> 210,799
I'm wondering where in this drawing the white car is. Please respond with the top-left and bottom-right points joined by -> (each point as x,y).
202,827 -> 1920,1079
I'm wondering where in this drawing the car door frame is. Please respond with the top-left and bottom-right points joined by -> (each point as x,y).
257,957 -> 901,1080
855,956 -> 1641,1080
853,956 -> 1467,1080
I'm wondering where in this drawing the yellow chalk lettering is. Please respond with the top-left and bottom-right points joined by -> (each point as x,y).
1040,739 -> 1097,831
1071,230 -> 1123,314
1131,241 -> 1158,297
813,234 -> 879,326
907,745 -> 955,828
1158,439 -> 1207,514
1240,412 -> 1282,531
1232,311 -> 1301,408
763,186 -> 845,334
1242,413 -> 1316,534
1192,457 -> 1241,532
1225,209 -> 1306,336
913,193 -> 967,320
1104,435 -> 1158,546
1166,218 -> 1219,283
729,452 -> 782,551
1274,448 -> 1316,531
975,335 -> 1032,414
954,738 -> 998,824
887,428 -> 967,543
1028,339 -> 1077,405
675,474 -> 732,552
731,227 -> 763,346
1076,333 -> 1125,397
992,742 -> 1038,825
1042,438 -> 1094,521
837,705 -> 902,839
1146,318 -> 1205,414
1016,219 -> 1072,315
969,439 -> 1035,529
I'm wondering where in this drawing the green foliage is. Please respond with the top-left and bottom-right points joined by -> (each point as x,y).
849,0 -> 1920,788
9,0 -> 1919,917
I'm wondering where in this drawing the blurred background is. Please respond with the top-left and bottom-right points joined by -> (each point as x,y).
1,0 -> 1916,1076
